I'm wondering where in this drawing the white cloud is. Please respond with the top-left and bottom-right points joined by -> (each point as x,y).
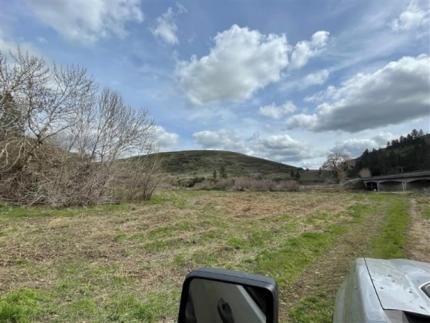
331,132 -> 395,157
192,129 -> 246,152
255,134 -> 317,162
290,31 -> 330,69
391,0 -> 429,31
177,25 -> 289,105
287,54 -> 430,132
152,5 -> 186,45
26,0 -> 143,43
0,29 -> 41,58
259,101 -> 297,119
302,69 -> 330,87
193,129 -> 320,164
151,126 -> 179,150
282,69 -> 330,91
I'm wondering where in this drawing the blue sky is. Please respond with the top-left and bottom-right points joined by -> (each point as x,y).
1,0 -> 429,168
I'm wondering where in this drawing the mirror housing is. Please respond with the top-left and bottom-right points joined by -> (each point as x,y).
178,268 -> 278,323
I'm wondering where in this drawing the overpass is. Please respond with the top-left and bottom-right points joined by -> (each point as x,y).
361,170 -> 430,192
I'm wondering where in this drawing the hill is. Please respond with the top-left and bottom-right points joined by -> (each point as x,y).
351,130 -> 430,177
153,150 -> 298,178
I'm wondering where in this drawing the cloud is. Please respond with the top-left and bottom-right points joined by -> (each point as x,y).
302,69 -> 330,87
152,5 -> 186,45
255,134 -> 318,162
331,132 -> 395,157
290,31 -> 330,69
282,69 -> 330,91
192,129 -> 246,151
287,54 -> 430,132
177,25 -> 289,105
259,101 -> 297,119
0,29 -> 41,58
151,126 -> 179,150
193,129 -> 320,164
26,0 -> 143,43
391,0 -> 429,31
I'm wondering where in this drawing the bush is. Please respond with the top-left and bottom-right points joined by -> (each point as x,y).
177,177 -> 206,188
232,178 -> 299,192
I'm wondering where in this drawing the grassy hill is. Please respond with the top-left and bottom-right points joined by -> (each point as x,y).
153,150 -> 298,178
128,150 -> 334,186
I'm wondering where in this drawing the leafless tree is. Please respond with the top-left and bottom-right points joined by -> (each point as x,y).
0,48 -> 158,206
321,152 -> 351,182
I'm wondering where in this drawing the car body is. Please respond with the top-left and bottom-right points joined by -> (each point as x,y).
333,258 -> 430,323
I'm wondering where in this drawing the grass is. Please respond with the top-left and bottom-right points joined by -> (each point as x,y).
255,226 -> 346,285
288,194 -> 411,323
424,208 -> 430,220
0,191 -> 420,322
0,288 -> 45,323
415,195 -> 430,220
288,294 -> 333,323
370,196 -> 410,258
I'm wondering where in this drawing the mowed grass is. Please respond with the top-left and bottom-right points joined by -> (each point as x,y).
288,194 -> 411,323
370,197 -> 410,258
0,191 -> 414,322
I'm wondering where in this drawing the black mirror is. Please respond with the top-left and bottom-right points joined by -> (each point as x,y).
178,268 -> 278,323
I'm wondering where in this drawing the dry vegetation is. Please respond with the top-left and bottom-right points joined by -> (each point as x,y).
0,49 -> 158,206
0,190 -> 426,322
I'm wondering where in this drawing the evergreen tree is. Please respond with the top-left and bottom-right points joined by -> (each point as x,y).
220,165 -> 227,178
0,92 -> 24,138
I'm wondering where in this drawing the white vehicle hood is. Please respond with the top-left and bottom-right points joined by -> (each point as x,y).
365,258 -> 430,316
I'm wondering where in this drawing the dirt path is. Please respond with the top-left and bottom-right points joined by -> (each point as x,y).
406,198 -> 430,263
280,208 -> 387,321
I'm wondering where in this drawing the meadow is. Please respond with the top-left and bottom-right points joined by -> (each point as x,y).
0,191 -> 429,322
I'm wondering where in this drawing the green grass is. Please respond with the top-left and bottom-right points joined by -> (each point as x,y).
106,291 -> 179,323
0,288 -> 45,323
288,195 -> 411,323
0,203 -> 132,219
288,293 -> 333,323
423,206 -> 430,220
370,197 -> 410,258
255,226 -> 346,285
0,191 -> 418,322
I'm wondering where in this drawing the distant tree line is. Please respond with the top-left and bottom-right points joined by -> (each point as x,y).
351,129 -> 429,177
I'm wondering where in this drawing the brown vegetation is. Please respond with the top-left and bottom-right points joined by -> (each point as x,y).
0,49 -> 158,206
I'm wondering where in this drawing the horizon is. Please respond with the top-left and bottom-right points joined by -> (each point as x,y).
1,0 -> 429,168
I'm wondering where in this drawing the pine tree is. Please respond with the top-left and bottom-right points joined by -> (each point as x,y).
220,165 -> 227,178
0,92 -> 24,139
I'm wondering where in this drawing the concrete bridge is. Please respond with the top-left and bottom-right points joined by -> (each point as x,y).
361,170 -> 430,192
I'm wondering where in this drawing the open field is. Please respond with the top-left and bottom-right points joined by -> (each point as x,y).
0,191 -> 429,322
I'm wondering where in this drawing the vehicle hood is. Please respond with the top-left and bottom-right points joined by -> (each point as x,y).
365,258 -> 430,316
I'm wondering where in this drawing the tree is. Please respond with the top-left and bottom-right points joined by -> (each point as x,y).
321,152 -> 351,182
212,169 -> 217,180
220,165 -> 227,178
0,92 -> 24,138
0,48 -> 157,206
358,168 -> 371,178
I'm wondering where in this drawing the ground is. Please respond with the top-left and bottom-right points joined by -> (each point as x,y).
0,191 -> 429,322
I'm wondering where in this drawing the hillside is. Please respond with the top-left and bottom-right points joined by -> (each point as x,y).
154,150 -> 298,178
351,131 -> 430,177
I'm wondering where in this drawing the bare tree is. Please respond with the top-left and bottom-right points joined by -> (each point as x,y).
0,48 -> 158,206
321,152 -> 351,182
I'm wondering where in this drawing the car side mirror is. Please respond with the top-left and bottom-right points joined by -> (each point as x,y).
178,268 -> 278,323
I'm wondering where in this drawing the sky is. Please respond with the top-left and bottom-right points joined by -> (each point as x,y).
0,0 -> 429,168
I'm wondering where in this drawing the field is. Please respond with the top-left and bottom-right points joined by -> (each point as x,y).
0,191 -> 429,322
